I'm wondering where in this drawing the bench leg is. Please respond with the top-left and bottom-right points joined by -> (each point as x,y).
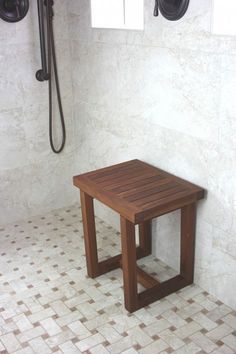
80,191 -> 99,278
81,192 -> 197,313
120,203 -> 197,312
180,203 -> 196,283
120,217 -> 138,312
139,221 -> 152,256
80,191 -> 150,280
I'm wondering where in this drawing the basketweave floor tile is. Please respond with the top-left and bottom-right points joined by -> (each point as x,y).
0,204 -> 235,353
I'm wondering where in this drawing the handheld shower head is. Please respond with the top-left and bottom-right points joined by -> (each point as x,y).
0,0 -> 29,22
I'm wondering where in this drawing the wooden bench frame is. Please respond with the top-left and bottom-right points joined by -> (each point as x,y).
80,191 -> 197,313
74,160 -> 204,313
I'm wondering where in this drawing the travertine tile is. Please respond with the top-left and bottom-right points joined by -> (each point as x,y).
176,303 -> 203,320
144,319 -> 171,337
159,328 -> 185,350
223,314 -> 236,329
192,312 -> 218,331
106,336 -> 135,354
90,343 -> 110,354
206,323 -> 233,341
0,332 -> 22,352
173,321 -> 202,339
0,205 -> 235,354
13,314 -> 33,332
59,340 -> 82,353
29,336 -> 52,353
75,333 -> 105,352
97,324 -> 122,344
40,318 -> 62,336
17,325 -> 46,343
138,338 -> 168,354
122,348 -> 139,354
211,345 -> 235,354
50,301 -> 71,317
222,334 -> 236,351
68,320 -> 91,339
162,309 -> 187,329
190,331 -> 218,353
14,347 -> 34,354
175,341 -> 202,354
127,326 -> 153,347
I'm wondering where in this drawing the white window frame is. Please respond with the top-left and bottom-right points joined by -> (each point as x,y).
91,0 -> 144,30
212,0 -> 236,36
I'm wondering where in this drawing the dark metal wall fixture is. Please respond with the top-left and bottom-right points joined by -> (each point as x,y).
36,0 -> 66,154
154,0 -> 190,21
0,0 -> 29,22
0,0 -> 66,154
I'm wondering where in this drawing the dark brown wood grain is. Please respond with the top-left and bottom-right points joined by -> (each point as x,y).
137,266 -> 159,289
139,221 -> 152,256
180,203 -> 196,283
120,217 -> 138,312
74,159 -> 204,224
74,160 -> 205,312
80,191 -> 99,278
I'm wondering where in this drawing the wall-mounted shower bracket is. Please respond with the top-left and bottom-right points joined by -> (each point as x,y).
36,69 -> 49,82
36,0 -> 54,82
36,0 -> 66,154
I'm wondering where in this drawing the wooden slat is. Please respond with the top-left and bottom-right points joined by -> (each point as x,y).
75,176 -> 139,223
137,267 -> 159,289
127,182 -> 178,203
117,176 -> 167,197
85,160 -> 139,179
97,168 -> 154,188
138,189 -> 191,210
137,160 -> 204,194
91,163 -> 143,183
98,254 -> 122,275
103,172 -> 158,191
134,186 -> 186,206
137,275 -> 190,309
73,160 -> 205,224
107,174 -> 160,193
135,194 -> 197,223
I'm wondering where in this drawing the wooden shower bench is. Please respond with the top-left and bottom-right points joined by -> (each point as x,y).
73,160 -> 204,312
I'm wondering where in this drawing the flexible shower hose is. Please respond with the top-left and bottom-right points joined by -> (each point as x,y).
46,0 -> 66,154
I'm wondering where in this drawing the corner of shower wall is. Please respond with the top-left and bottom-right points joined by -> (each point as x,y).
0,0 -> 79,226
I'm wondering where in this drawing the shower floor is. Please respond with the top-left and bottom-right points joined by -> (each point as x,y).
0,205 -> 235,354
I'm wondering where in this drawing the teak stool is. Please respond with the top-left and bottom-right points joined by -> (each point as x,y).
73,160 -> 204,312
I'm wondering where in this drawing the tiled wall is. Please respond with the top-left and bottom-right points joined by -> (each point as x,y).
69,0 -> 236,309
0,1 -> 77,224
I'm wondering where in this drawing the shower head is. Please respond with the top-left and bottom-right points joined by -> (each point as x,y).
0,0 -> 29,22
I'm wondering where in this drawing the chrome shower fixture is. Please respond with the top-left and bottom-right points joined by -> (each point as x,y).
154,0 -> 190,21
0,0 -> 29,22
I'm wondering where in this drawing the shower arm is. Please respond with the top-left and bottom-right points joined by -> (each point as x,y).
36,0 -> 49,81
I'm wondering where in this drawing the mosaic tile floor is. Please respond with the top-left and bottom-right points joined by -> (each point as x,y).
0,205 -> 235,354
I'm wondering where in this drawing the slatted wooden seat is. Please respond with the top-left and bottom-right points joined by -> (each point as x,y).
73,160 -> 204,312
